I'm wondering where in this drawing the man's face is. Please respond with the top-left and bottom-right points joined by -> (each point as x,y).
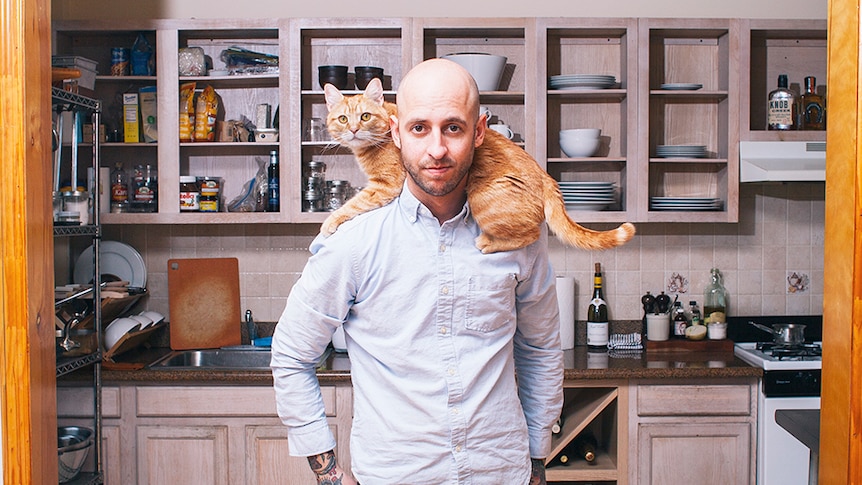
391,69 -> 484,200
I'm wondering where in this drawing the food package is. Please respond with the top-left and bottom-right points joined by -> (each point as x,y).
178,47 -> 206,76
178,82 -> 196,142
193,85 -> 219,142
122,92 -> 140,143
139,86 -> 157,143
131,33 -> 155,76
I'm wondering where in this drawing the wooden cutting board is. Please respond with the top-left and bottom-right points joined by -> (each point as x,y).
167,258 -> 242,350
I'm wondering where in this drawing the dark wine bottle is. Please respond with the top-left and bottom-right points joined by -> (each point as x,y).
266,150 -> 279,212
586,262 -> 608,349
572,432 -> 598,464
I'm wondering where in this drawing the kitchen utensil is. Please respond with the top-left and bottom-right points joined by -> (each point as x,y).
54,108 -> 64,193
58,426 -> 93,483
748,321 -> 807,346
167,257 -> 241,350
441,53 -> 507,91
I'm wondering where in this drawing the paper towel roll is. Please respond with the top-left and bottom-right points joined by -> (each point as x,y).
556,276 -> 575,350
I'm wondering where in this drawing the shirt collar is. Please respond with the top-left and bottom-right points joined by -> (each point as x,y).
398,180 -> 473,225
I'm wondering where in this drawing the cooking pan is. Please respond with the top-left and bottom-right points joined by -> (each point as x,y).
748,321 -> 807,346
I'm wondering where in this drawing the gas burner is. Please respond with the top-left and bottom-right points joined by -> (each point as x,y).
755,342 -> 822,359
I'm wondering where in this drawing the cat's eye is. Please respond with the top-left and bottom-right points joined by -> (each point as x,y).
360,113 -> 371,121
338,115 -> 348,123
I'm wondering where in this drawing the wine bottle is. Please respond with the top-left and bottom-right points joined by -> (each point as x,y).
800,76 -> 826,130
266,150 -> 280,212
573,432 -> 598,464
586,263 -> 609,349
767,74 -> 797,131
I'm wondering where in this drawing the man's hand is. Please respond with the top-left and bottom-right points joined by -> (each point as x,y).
529,458 -> 547,485
308,450 -> 358,485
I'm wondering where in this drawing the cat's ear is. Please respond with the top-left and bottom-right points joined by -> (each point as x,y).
363,77 -> 385,106
323,83 -> 344,112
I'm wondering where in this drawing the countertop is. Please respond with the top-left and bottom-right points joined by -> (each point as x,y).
60,344 -> 761,386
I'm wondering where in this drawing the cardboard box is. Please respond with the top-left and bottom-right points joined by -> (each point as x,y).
139,86 -> 157,143
123,93 -> 140,143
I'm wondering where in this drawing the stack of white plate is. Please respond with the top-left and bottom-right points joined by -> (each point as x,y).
549,74 -> 616,90
659,83 -> 703,90
559,181 -> 617,211
650,197 -> 723,211
655,145 -> 706,158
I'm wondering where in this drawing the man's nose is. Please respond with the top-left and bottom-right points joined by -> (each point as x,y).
426,129 -> 448,159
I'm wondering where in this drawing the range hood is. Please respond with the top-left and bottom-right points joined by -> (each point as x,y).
739,141 -> 826,182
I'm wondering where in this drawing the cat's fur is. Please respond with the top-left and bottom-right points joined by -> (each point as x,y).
321,78 -> 635,253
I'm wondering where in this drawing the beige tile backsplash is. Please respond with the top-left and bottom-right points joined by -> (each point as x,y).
103,183 -> 824,323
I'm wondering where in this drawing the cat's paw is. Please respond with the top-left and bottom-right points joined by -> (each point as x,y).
320,216 -> 341,236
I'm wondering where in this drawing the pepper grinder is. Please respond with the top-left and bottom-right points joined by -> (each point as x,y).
641,291 -> 656,334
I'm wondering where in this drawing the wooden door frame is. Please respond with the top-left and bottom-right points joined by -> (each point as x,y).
0,0 -> 58,483
821,0 -> 862,483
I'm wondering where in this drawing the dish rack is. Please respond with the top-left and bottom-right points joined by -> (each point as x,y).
52,86 -> 104,485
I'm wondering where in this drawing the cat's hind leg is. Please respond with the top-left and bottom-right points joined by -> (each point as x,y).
475,226 -> 541,254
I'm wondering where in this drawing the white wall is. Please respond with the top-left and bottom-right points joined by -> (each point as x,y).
52,0 -> 827,21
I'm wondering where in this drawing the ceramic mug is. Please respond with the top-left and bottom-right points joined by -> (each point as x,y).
489,123 -> 514,139
479,106 -> 493,124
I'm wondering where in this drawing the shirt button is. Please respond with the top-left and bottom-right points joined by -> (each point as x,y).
439,244 -> 446,252
455,445 -> 463,452
441,286 -> 449,295
448,368 -> 456,375
439,327 -> 447,335
451,407 -> 460,415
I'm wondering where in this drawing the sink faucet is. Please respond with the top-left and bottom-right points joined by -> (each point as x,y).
245,310 -> 257,343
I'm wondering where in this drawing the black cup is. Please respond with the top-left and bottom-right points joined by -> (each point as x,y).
354,66 -> 384,90
318,65 -> 350,90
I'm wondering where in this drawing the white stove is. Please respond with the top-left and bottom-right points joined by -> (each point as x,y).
734,341 -> 821,485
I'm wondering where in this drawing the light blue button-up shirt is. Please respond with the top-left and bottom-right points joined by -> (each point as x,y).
271,184 -> 563,484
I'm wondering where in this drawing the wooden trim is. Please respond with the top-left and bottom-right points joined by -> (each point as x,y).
821,0 -> 861,483
1,0 -> 57,483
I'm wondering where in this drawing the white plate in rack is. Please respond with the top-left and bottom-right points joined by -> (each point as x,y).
660,83 -> 703,90
74,240 -> 147,288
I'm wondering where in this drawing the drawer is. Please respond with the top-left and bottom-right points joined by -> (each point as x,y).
136,385 -> 336,417
637,384 -> 752,416
57,386 -> 121,418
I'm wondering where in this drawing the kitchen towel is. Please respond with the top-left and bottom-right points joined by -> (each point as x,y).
556,276 -> 575,350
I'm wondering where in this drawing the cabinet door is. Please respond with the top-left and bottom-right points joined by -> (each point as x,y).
245,424 -> 346,484
136,425 -> 230,485
637,422 -> 751,485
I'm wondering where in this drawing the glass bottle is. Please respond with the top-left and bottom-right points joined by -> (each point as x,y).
586,262 -> 609,349
767,74 -> 796,131
109,162 -> 129,213
800,76 -> 826,130
266,150 -> 280,212
689,300 -> 702,326
130,164 -> 157,213
703,268 -> 728,324
672,301 -> 688,338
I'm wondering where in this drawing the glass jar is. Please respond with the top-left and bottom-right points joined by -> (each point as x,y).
179,176 -> 200,211
62,190 -> 90,225
703,268 -> 728,324
130,164 -> 157,213
200,187 -> 219,212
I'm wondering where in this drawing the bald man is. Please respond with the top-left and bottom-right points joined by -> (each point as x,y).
271,59 -> 563,485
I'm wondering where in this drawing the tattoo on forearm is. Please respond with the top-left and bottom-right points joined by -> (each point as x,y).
308,450 -> 337,475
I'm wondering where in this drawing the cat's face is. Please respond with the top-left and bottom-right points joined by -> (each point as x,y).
324,78 -> 391,149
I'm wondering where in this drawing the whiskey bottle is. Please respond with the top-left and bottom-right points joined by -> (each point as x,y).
586,263 -> 609,349
800,76 -> 826,130
767,74 -> 797,131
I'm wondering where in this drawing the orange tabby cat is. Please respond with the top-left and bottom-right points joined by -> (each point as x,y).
322,78 -> 635,253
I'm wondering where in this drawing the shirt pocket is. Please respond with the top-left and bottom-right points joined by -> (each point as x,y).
465,274 -> 517,333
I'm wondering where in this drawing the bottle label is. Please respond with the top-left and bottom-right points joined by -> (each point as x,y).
767,99 -> 793,127
590,297 -> 606,307
586,321 -> 608,347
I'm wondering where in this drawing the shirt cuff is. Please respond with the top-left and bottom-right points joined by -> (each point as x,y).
287,418 -> 338,457
529,426 -> 553,459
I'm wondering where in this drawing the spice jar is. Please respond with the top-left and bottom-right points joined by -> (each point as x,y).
62,190 -> 90,225
179,176 -> 200,211
198,177 -> 220,212
304,189 -> 325,212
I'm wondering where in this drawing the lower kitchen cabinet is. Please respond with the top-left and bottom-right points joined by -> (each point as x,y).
628,378 -> 758,485
58,383 -> 353,485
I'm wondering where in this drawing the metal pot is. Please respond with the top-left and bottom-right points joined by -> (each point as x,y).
748,321 -> 807,346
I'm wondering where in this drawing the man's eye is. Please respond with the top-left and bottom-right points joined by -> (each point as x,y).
410,125 -> 425,133
338,115 -> 348,123
360,113 -> 371,121
446,124 -> 461,133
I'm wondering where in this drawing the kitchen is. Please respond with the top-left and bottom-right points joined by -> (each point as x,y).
4,0 -> 860,483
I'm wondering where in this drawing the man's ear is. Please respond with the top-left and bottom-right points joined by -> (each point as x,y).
390,115 -> 402,149
474,116 -> 486,148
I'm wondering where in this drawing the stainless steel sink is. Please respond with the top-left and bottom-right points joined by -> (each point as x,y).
148,348 -> 273,370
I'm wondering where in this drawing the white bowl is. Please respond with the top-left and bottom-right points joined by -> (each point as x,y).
138,310 -> 165,326
560,136 -> 601,157
104,317 -> 141,350
441,53 -> 507,91
560,128 -> 601,139
129,314 -> 154,329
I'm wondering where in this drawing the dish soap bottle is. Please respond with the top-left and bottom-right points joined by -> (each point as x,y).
703,268 -> 728,324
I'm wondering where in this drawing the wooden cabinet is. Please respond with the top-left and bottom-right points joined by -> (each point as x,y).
546,380 -> 629,484
57,384 -> 353,484
638,18 -> 740,223
52,18 -> 826,227
537,18 -> 639,222
628,378 -> 757,485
